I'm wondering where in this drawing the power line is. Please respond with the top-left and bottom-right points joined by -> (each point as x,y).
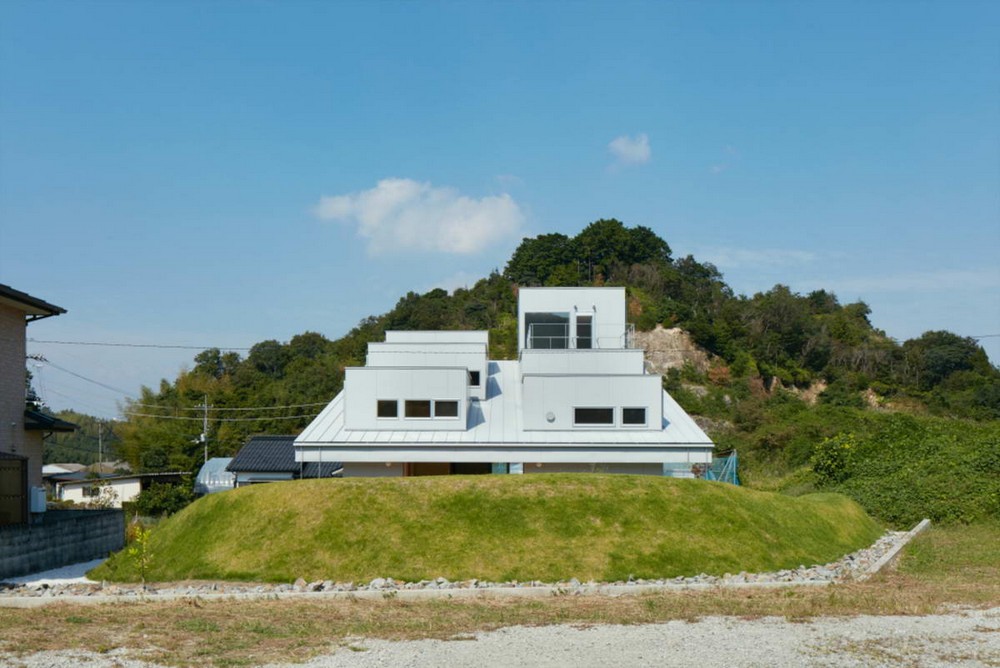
29,338 -> 252,351
123,411 -> 322,423
127,400 -> 331,411
32,358 -> 137,398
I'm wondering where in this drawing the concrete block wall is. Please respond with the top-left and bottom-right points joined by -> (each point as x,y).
0,509 -> 125,580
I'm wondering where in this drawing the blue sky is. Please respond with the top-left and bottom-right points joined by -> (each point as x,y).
2,1 -> 998,419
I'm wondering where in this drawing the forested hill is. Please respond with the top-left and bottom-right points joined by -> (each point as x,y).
113,219 -> 999,474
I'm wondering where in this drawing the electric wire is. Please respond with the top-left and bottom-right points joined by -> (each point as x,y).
29,338 -> 252,351
123,411 -> 322,423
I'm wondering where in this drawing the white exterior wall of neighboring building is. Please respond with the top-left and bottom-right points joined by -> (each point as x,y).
518,287 -> 627,351
59,478 -> 141,508
366,342 -> 488,400
344,367 -> 469,431
521,374 -> 663,431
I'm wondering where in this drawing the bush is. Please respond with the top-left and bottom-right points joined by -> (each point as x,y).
133,482 -> 195,517
812,415 -> 1000,527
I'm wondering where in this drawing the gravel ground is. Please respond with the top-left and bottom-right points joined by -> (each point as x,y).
3,608 -> 997,667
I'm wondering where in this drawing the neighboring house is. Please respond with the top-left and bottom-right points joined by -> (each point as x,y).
227,435 -> 341,488
52,471 -> 188,508
295,287 -> 714,477
0,284 -> 74,525
194,457 -> 235,495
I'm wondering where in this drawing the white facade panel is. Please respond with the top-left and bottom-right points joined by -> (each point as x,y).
385,331 -> 489,345
518,287 -> 627,351
344,367 -> 468,432
521,374 -> 663,431
519,349 -> 645,375
367,343 -> 487,400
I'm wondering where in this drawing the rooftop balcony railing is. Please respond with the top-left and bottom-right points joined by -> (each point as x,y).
525,323 -> 636,350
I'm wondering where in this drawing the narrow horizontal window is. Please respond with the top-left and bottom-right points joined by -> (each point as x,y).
622,407 -> 647,426
469,370 -> 481,387
435,400 -> 459,418
404,400 -> 432,418
574,407 -> 614,425
377,400 -> 398,418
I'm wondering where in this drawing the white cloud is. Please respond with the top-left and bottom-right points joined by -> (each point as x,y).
608,133 -> 651,167
314,178 -> 524,255
699,247 -> 818,269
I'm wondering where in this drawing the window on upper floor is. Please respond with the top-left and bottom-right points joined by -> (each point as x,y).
526,312 -> 570,349
377,400 -> 398,418
434,400 -> 459,418
404,400 -> 432,418
469,370 -> 481,387
622,407 -> 647,426
574,407 -> 614,426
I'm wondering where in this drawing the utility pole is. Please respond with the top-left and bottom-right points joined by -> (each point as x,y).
200,396 -> 210,464
98,421 -> 103,470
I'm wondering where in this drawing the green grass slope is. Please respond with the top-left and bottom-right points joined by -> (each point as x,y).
92,474 -> 882,583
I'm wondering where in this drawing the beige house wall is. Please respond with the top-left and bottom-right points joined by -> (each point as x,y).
0,302 -> 28,469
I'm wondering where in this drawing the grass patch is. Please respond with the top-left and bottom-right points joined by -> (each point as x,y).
89,474 -> 881,583
2,522 -> 997,668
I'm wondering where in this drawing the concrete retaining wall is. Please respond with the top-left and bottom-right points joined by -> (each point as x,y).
0,510 -> 124,580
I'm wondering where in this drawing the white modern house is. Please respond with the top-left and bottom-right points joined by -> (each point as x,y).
295,287 -> 714,477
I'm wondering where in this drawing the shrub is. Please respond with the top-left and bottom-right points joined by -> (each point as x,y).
133,482 -> 195,517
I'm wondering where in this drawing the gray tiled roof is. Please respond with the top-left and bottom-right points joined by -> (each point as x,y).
228,435 -> 340,477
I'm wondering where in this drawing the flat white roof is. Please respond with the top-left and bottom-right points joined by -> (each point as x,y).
296,360 -> 712,449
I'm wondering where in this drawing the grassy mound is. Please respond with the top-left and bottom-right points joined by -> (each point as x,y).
91,474 -> 881,583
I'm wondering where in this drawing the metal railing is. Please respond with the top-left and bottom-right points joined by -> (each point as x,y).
526,322 -> 637,350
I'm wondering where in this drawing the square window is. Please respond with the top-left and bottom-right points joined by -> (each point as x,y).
377,400 -> 398,418
469,370 -> 481,387
435,400 -> 459,418
574,407 -> 614,425
622,407 -> 647,426
405,400 -> 432,418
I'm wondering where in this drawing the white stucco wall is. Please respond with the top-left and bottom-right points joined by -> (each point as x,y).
519,349 -> 645,376
518,287 -> 627,351
59,478 -> 141,508
366,343 -> 488,400
344,367 -> 468,431
521,374 -> 663,431
385,331 -> 489,345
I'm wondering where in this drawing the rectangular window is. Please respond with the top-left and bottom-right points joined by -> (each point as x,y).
622,407 -> 647,426
404,400 -> 432,418
377,400 -> 398,418
574,407 -> 614,425
576,315 -> 593,349
434,400 -> 459,418
525,312 -> 570,349
469,370 -> 481,387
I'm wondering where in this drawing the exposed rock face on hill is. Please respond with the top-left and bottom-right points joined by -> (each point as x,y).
634,325 -> 715,375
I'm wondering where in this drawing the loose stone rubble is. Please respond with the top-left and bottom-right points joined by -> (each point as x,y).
0,530 -> 907,600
